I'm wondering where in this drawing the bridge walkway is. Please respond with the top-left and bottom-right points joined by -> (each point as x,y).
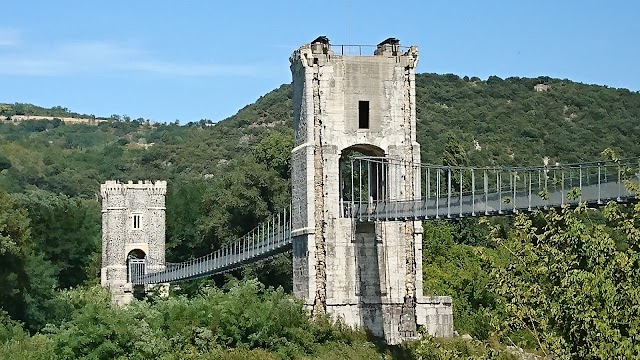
132,157 -> 639,285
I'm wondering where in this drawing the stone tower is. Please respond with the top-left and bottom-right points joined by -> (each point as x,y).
100,180 -> 167,305
290,37 -> 452,344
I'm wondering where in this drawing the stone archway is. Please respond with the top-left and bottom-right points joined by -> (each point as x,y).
339,144 -> 387,206
126,249 -> 147,300
126,249 -> 146,283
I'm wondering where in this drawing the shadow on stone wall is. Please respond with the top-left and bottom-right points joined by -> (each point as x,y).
354,222 -> 385,339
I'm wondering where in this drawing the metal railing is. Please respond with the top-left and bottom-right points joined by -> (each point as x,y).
133,157 -> 640,285
133,206 -> 292,285
341,157 -> 640,221
330,44 -> 411,56
128,259 -> 146,283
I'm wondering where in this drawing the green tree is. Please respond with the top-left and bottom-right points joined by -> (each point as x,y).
442,132 -> 469,168
489,203 -> 640,358
422,220 -> 502,340
0,153 -> 11,172
0,191 -> 32,322
251,129 -> 294,179
16,190 -> 100,288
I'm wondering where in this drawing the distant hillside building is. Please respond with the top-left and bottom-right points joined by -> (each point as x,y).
534,83 -> 551,92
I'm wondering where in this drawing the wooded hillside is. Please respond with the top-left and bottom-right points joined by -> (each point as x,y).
1,74 -> 639,358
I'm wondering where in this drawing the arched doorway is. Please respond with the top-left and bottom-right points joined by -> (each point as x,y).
126,249 -> 146,284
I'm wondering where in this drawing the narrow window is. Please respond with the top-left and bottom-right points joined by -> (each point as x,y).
358,101 -> 369,129
133,214 -> 141,229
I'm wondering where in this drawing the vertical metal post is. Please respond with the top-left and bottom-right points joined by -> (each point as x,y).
436,168 -> 440,219
250,230 -> 254,258
414,163 -> 419,218
471,169 -> 476,216
367,161 -> 372,222
259,221 -> 263,251
426,167 -> 430,218
528,170 -> 532,211
498,170 -> 502,214
447,167 -> 452,218
376,162 -> 380,220
459,168 -> 463,217
513,171 -> 517,212
618,163 -> 622,202
269,216 -> 273,249
262,222 -> 266,253
339,161 -> 344,217
561,171 -> 565,205
484,169 -> 488,215
279,211 -> 283,246
544,167 -> 549,208
598,163 -> 602,204
579,166 -> 583,203
396,161 -> 400,220
359,159 -> 362,220
350,159 -> 354,217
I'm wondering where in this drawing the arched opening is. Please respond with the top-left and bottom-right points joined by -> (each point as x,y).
126,249 -> 146,284
339,144 -> 387,214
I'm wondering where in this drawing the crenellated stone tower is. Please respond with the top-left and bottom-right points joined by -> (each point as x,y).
290,37 -> 452,344
100,180 -> 167,305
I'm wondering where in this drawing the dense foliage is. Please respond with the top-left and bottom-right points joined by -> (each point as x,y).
0,280 -> 386,359
487,202 -> 640,359
1,74 -> 640,358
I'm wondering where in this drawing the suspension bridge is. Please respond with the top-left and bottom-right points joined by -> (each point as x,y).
131,157 -> 639,285
102,36 -> 638,344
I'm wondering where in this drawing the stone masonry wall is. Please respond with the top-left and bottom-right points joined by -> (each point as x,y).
290,39 -> 453,344
100,180 -> 167,304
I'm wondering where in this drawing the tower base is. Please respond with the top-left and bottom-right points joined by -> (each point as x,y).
313,296 -> 453,344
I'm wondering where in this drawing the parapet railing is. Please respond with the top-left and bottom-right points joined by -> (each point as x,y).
133,206 -> 292,284
340,156 -> 640,221
330,44 -> 412,56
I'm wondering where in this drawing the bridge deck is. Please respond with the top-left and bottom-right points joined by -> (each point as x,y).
348,181 -> 635,221
133,157 -> 639,285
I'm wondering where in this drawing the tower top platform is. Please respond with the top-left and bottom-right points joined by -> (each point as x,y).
292,36 -> 418,58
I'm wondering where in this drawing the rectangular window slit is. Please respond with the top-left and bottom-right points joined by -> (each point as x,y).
359,101 -> 369,129
133,214 -> 141,229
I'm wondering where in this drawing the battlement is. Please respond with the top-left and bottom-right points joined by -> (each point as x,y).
101,180 -> 167,198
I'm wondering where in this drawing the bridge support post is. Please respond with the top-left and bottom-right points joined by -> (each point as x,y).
100,180 -> 168,305
290,37 -> 453,344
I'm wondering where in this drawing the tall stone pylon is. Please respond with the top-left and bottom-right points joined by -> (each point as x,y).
100,180 -> 167,305
290,37 -> 452,344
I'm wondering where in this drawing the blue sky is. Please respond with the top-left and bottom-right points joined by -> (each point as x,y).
0,1 -> 638,123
